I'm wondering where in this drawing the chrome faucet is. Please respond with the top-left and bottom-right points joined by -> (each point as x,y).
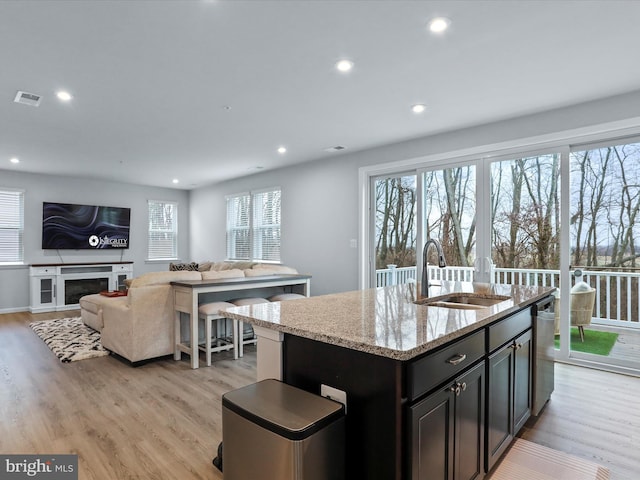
421,238 -> 447,297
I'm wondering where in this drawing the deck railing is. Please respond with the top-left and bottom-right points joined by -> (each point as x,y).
375,265 -> 640,327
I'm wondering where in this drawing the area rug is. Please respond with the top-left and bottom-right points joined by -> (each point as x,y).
29,316 -> 110,363
554,328 -> 618,356
489,438 -> 610,480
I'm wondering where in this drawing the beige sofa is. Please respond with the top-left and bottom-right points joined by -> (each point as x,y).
79,262 -> 299,364
80,271 -> 201,363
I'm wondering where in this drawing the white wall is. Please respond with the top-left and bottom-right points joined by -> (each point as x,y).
0,170 -> 189,312
190,156 -> 360,296
190,90 -> 640,296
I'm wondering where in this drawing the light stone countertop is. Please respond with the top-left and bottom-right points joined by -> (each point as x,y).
222,281 -> 555,361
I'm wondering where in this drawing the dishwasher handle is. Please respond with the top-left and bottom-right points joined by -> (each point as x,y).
534,295 -> 555,316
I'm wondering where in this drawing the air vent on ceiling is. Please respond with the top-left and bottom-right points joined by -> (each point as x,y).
325,145 -> 347,152
14,90 -> 42,107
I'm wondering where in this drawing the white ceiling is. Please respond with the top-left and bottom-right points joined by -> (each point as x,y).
2,0 -> 640,190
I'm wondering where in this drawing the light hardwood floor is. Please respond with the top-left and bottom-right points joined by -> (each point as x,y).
1,310 -> 639,479
0,310 -> 255,479
520,361 -> 640,480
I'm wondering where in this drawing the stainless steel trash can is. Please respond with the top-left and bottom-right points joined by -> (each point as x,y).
222,379 -> 345,480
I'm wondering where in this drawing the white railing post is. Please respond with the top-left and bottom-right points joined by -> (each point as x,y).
387,264 -> 397,286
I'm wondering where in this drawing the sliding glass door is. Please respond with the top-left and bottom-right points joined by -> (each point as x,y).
567,139 -> 640,371
370,165 -> 477,289
366,138 -> 640,374
371,173 -> 417,287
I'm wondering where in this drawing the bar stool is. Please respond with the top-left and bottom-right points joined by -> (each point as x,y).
268,293 -> 306,301
198,301 -> 238,366
230,297 -> 269,357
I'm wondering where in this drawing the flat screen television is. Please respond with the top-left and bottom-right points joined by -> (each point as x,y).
42,202 -> 131,250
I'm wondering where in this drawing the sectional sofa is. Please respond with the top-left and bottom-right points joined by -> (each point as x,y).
79,262 -> 299,364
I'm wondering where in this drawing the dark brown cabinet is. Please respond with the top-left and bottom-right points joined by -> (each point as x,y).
282,304 -> 537,479
486,328 -> 532,471
409,361 -> 485,480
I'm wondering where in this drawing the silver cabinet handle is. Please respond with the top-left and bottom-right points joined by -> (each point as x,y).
447,353 -> 467,365
448,382 -> 467,396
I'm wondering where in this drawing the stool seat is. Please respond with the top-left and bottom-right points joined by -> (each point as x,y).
198,301 -> 238,366
230,298 -> 269,357
268,293 -> 306,301
199,301 -> 235,315
230,297 -> 270,306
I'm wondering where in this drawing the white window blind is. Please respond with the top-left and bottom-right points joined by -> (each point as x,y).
148,200 -> 178,260
226,193 -> 251,260
253,189 -> 281,261
226,188 -> 281,262
0,189 -> 24,264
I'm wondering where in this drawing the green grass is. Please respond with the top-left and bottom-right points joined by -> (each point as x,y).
554,327 -> 619,356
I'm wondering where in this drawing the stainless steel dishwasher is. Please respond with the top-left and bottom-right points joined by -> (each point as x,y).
532,295 -> 555,416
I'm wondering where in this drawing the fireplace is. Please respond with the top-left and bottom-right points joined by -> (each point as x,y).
64,277 -> 110,305
29,262 -> 133,313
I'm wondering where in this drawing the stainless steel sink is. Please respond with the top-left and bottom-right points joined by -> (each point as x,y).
415,293 -> 511,310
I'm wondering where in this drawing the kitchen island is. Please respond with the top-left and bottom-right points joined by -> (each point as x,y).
223,281 -> 555,480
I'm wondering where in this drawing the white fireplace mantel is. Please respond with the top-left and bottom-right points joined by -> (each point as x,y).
29,262 -> 133,313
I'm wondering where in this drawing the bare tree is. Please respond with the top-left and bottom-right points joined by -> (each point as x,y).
491,155 -> 560,270
424,166 -> 476,267
375,176 -> 416,269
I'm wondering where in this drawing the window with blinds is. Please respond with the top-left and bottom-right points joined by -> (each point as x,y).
226,193 -> 251,260
147,200 -> 178,260
0,189 -> 24,264
226,188 -> 281,262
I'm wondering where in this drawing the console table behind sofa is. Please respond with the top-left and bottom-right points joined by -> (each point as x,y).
171,274 -> 311,369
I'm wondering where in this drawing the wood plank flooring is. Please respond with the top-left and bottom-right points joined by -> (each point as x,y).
1,310 -> 639,479
520,360 -> 640,480
0,311 -> 256,480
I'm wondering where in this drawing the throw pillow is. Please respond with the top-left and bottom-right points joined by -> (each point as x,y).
169,262 -> 199,271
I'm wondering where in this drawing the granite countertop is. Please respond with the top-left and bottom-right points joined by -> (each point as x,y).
222,281 -> 555,361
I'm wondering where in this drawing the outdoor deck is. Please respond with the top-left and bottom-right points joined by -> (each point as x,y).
587,324 -> 640,363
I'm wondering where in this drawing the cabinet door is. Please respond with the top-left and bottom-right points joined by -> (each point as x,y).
486,345 -> 513,471
409,387 -> 455,480
513,329 -> 532,433
31,276 -> 57,311
455,362 -> 485,480
116,273 -> 130,290
39,277 -> 56,306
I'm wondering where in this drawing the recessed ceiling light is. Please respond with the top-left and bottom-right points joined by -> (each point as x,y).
428,17 -> 450,33
172,179 -> 179,184
277,146 -> 287,154
412,104 -> 426,114
335,59 -> 354,73
56,90 -> 73,101
10,157 -> 20,164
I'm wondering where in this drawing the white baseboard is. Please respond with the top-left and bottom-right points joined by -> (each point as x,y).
0,307 -> 29,315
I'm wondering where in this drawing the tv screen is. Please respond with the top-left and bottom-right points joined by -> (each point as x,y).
42,202 -> 131,250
